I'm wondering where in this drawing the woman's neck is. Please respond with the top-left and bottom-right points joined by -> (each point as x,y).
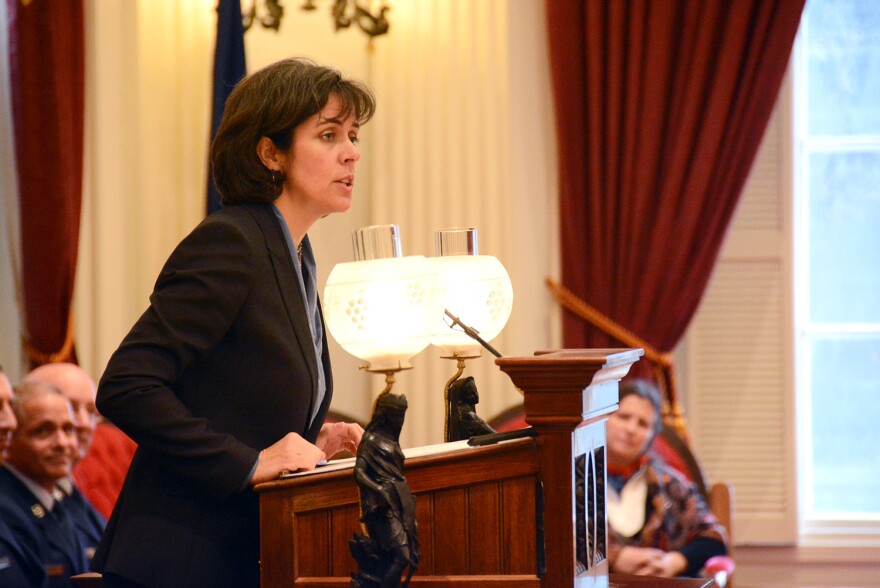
273,193 -> 315,246
607,454 -> 649,478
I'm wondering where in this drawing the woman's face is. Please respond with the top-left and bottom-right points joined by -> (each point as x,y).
606,394 -> 657,467
283,94 -> 361,217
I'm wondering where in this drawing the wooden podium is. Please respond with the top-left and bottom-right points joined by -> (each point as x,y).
255,348 -> 643,587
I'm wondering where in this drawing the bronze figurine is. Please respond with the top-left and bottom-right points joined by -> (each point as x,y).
350,393 -> 419,587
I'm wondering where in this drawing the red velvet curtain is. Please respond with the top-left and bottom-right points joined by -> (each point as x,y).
545,0 -> 804,386
8,0 -> 85,367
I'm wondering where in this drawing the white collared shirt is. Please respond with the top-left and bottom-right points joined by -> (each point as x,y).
2,462 -> 63,513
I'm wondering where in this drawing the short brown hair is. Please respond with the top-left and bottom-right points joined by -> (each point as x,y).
211,57 -> 376,205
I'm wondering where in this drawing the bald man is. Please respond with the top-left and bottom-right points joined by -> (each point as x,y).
25,363 -> 106,563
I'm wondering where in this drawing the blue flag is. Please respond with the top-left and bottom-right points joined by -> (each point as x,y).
207,0 -> 246,215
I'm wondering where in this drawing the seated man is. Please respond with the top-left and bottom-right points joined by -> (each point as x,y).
0,380 -> 90,586
26,363 -> 106,558
606,379 -> 728,578
1,365 -> 49,587
0,365 -> 14,462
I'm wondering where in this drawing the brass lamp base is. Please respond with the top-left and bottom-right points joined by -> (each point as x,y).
361,364 -> 412,397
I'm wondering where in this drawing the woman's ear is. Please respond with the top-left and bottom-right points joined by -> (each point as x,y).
256,136 -> 283,171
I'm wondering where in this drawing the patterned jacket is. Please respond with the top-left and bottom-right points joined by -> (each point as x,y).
608,457 -> 728,573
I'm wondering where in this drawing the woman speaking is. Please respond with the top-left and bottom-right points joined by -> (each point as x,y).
93,58 -> 371,588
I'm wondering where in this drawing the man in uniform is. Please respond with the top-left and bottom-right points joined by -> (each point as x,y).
0,380 -> 89,586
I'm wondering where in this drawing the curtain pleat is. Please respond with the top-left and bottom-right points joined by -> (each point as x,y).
545,0 -> 804,416
9,0 -> 85,367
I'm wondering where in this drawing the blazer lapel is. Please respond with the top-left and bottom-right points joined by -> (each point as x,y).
304,299 -> 333,441
245,205 -> 320,412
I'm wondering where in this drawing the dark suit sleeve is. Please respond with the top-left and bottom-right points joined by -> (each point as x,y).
97,217 -> 261,501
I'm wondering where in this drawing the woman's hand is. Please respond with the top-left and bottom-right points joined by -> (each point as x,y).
611,546 -> 665,575
250,432 -> 325,485
316,421 -> 364,458
648,551 -> 688,577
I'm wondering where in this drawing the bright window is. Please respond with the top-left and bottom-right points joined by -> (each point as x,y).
795,0 -> 880,534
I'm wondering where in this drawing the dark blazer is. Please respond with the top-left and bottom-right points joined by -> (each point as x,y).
92,204 -> 333,588
0,467 -> 88,588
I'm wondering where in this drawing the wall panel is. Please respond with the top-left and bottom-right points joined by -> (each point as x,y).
683,84 -> 796,544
